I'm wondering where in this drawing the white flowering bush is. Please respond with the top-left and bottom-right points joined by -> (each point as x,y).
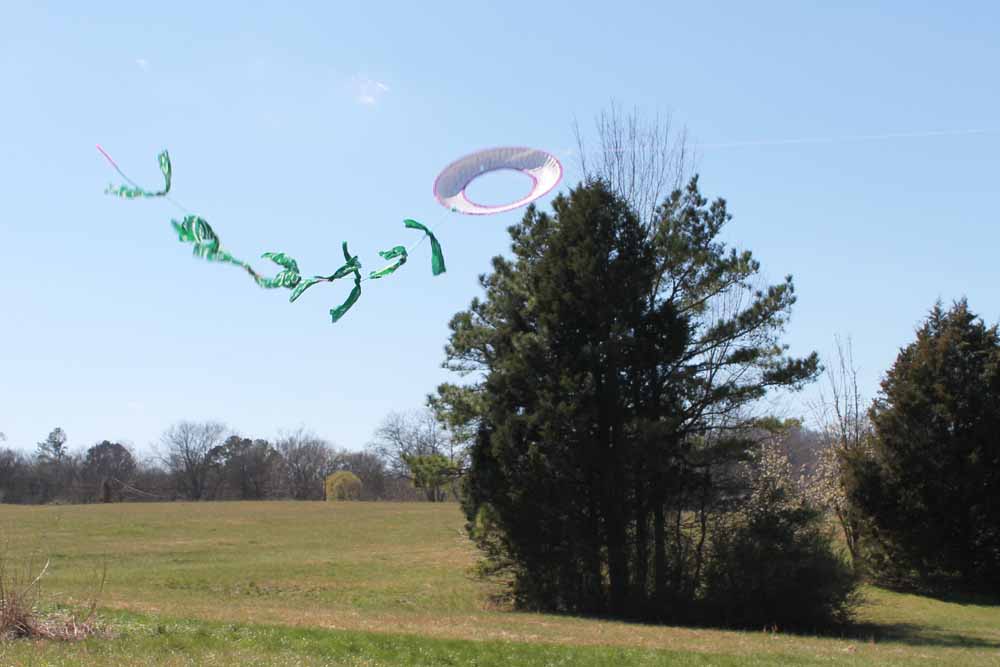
699,439 -> 860,630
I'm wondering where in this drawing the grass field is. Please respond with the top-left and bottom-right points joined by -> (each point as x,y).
1,501 -> 998,666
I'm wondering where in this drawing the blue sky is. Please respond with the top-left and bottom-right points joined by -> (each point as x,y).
1,1 -> 997,457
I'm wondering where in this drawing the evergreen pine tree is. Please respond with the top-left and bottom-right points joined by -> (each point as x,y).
435,178 -> 822,620
846,300 -> 1000,592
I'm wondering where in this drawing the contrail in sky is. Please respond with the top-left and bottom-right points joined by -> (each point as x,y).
698,128 -> 991,149
562,128 -> 991,158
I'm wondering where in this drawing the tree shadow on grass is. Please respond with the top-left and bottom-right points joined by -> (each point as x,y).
509,608 -> 1000,651
837,621 -> 1000,650
875,582 -> 1000,608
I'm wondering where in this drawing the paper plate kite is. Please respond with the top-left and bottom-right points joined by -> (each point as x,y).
433,146 -> 563,215
99,144 -> 562,324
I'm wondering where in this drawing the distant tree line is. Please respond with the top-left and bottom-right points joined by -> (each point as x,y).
0,410 -> 465,505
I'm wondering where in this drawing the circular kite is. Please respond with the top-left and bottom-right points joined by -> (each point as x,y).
433,146 -> 563,215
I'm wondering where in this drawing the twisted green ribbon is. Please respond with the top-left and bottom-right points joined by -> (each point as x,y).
285,242 -> 365,323
256,253 -> 302,289
369,246 -> 408,280
171,215 -> 250,269
106,150 -> 172,199
328,243 -> 363,323
404,219 -> 446,276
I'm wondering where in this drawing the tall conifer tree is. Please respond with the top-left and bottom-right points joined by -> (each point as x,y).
435,178 -> 820,619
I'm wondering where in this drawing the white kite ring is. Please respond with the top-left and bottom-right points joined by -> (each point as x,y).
433,146 -> 563,215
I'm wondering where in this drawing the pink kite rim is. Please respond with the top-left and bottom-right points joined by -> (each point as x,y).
432,146 -> 564,216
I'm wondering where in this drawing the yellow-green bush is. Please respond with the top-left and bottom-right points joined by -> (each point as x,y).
325,471 -> 362,501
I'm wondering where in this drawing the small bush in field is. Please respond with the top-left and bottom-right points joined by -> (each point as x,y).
325,471 -> 362,501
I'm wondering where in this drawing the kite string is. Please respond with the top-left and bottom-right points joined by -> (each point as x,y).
95,144 -> 135,186
96,144 -> 192,215
164,195 -> 193,215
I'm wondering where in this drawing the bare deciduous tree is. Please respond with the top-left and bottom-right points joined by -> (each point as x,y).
574,102 -> 693,231
276,429 -> 333,500
219,436 -> 281,500
368,410 -> 454,477
0,449 -> 30,503
807,337 -> 874,565
330,450 -> 387,501
160,421 -> 227,501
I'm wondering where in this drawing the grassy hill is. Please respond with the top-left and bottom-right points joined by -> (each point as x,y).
1,501 -> 997,665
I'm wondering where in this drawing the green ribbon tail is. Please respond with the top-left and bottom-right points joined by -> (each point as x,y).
256,252 -> 302,289
369,245 -> 408,280
173,215 -> 253,272
289,277 -> 324,303
403,219 -> 445,276
329,274 -> 362,323
281,241 -> 363,323
106,150 -> 445,325
106,150 -> 172,199
289,242 -> 362,303
329,241 -> 362,322
261,252 -> 300,273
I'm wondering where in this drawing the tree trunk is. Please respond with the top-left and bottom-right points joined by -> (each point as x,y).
653,492 -> 666,611
634,475 -> 648,610
600,372 -> 630,616
586,470 -> 605,612
605,464 -> 630,615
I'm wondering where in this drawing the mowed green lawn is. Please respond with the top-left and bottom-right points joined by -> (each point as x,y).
1,501 -> 998,666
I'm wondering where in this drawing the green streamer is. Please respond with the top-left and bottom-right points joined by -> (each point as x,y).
328,242 -> 363,322
289,242 -> 362,303
330,274 -> 362,323
288,276 -> 326,302
283,242 -> 365,323
369,245 -> 408,280
403,219 -> 446,275
256,252 -> 302,289
106,150 -> 172,199
171,215 -> 250,269
102,149 -> 447,324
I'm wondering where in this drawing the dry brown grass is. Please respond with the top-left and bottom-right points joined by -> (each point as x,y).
0,543 -> 108,642
0,547 -> 50,640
